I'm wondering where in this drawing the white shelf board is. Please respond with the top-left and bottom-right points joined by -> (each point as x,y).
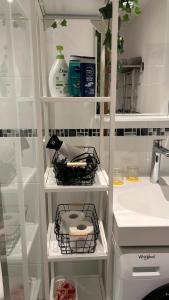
41,0 -> 105,17
47,222 -> 108,262
30,278 -> 41,300
0,97 -> 34,103
4,223 -> 39,263
40,96 -> 111,103
115,114 -> 169,123
17,97 -> 35,103
50,275 -> 105,300
44,167 -> 109,192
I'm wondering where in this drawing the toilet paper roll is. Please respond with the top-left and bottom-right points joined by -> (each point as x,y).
69,221 -> 93,237
62,211 -> 85,231
0,213 -> 18,237
69,221 -> 94,250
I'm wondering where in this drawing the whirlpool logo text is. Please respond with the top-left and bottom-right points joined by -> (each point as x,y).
138,254 -> 155,260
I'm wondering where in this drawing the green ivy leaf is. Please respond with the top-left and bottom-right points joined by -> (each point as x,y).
118,35 -> 124,54
60,19 -> 67,27
134,0 -> 140,4
51,21 -> 57,29
117,61 -> 123,72
126,2 -> 132,13
123,14 -> 130,22
100,0 -> 141,53
103,27 -> 112,49
99,2 -> 112,19
135,6 -> 141,14
119,1 -> 124,9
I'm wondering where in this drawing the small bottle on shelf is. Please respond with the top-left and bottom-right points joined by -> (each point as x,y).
49,45 -> 68,97
68,55 -> 81,97
80,56 -> 95,97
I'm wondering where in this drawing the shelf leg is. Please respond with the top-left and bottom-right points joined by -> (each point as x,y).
50,262 -> 55,281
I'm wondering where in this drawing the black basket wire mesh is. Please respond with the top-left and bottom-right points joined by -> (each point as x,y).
0,228 -> 20,256
0,206 -> 28,256
54,203 -> 100,254
52,146 -> 100,185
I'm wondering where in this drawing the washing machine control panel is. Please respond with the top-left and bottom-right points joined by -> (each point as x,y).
119,252 -> 169,279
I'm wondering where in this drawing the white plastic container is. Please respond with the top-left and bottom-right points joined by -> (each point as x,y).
50,277 -> 78,300
49,45 -> 68,97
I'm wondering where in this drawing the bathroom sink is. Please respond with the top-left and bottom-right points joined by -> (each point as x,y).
116,184 -> 169,219
113,177 -> 169,246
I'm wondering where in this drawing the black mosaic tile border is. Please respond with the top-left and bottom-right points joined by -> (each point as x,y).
48,129 -> 100,137
115,127 -> 167,137
0,128 -> 169,137
0,129 -> 37,137
49,128 -> 169,137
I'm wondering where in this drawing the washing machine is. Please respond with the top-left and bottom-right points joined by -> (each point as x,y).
113,242 -> 169,300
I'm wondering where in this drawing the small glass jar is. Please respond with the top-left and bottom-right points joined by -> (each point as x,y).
126,166 -> 139,182
113,168 -> 124,186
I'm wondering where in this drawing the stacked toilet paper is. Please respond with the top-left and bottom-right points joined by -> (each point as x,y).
62,211 -> 86,229
61,210 -> 94,250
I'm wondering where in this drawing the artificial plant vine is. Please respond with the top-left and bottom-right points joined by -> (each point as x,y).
99,0 -> 141,53
51,19 -> 67,29
98,0 -> 141,99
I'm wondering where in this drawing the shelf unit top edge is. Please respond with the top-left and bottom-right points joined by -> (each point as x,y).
48,254 -> 108,261
45,186 -> 109,192
40,97 -> 111,103
43,14 -> 102,20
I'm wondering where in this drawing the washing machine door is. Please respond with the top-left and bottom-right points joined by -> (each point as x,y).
143,283 -> 169,300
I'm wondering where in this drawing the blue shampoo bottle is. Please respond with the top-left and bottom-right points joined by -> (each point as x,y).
68,55 -> 80,97
80,56 -> 95,97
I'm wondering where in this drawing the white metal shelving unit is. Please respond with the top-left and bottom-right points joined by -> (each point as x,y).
32,0 -> 118,299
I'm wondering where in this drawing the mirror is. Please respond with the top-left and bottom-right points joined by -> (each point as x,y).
116,0 -> 169,115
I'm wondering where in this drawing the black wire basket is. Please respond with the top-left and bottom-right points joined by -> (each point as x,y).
0,206 -> 28,256
0,228 -> 20,256
54,203 -> 100,254
52,146 -> 100,186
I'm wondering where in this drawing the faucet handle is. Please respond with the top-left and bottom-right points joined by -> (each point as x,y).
153,139 -> 165,146
154,138 -> 165,143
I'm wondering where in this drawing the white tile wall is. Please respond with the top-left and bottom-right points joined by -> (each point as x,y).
114,135 -> 169,177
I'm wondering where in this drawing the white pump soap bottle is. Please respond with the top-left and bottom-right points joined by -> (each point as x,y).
49,45 -> 68,97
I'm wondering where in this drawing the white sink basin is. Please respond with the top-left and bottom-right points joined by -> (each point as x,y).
113,177 -> 169,246
117,185 -> 169,219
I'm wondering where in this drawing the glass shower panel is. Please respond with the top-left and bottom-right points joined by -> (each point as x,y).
0,1 -> 12,99
0,0 -> 44,299
1,181 -> 27,300
11,1 -> 33,98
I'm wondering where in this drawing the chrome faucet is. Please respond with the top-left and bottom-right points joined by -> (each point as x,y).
150,139 -> 169,183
